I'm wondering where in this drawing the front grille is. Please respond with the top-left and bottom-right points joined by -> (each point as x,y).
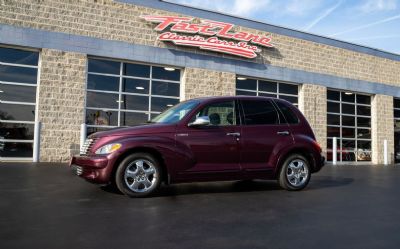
80,138 -> 96,155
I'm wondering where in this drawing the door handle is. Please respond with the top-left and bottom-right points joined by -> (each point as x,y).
226,132 -> 241,137
277,131 -> 290,136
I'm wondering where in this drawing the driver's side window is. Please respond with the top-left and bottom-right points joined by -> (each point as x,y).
192,101 -> 237,126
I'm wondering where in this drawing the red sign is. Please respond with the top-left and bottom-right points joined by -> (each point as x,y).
141,15 -> 273,59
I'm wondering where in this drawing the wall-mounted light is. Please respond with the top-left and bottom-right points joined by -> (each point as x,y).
237,77 -> 247,81
0,90 -> 3,93
135,86 -> 145,90
164,67 -> 176,71
345,92 -> 353,95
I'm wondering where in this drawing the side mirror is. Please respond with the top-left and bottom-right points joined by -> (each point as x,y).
188,116 -> 210,127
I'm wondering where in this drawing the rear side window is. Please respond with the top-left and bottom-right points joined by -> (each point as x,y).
241,100 -> 279,125
276,101 -> 299,124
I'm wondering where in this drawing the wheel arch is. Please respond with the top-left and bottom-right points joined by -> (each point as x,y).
274,147 -> 317,178
111,147 -> 169,185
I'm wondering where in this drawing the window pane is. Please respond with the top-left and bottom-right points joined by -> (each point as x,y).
120,112 -> 149,126
341,140 -> 356,162
258,81 -> 277,92
0,84 -> 36,103
357,105 -> 371,116
0,123 -> 34,140
195,101 -> 236,126
88,59 -> 120,75
151,97 -> 179,112
342,115 -> 355,127
86,92 -> 118,109
357,140 -> 371,150
0,142 -> 33,157
357,129 -> 371,139
342,127 -> 355,138
242,100 -> 278,125
85,109 -> 118,126
0,65 -> 37,84
342,103 -> 355,115
394,109 -> 400,119
357,150 -> 371,161
357,94 -> 370,105
0,103 -> 35,121
279,83 -> 298,95
279,95 -> 298,105
87,74 -> 119,92
275,101 -> 299,124
124,63 -> 150,78
327,126 -> 340,137
327,90 -> 340,101
121,94 -> 149,111
122,78 -> 149,94
394,98 -> 400,109
259,92 -> 276,98
327,114 -> 340,125
236,90 -> 256,96
0,47 -> 38,66
152,66 -> 180,81
236,78 -> 257,91
152,81 -> 179,97
341,92 -> 355,103
327,102 -> 340,113
357,117 -> 371,127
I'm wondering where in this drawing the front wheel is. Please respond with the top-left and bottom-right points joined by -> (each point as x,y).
278,154 -> 311,191
115,153 -> 162,197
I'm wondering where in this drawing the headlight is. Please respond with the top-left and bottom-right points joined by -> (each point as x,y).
95,143 -> 122,155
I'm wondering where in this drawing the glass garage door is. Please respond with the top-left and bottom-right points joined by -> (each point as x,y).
327,90 -> 372,163
85,58 -> 181,135
235,76 -> 299,106
0,47 -> 39,160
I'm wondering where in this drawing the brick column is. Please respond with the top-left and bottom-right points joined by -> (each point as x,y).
37,49 -> 87,162
371,95 -> 394,164
298,84 -> 327,155
181,68 -> 235,100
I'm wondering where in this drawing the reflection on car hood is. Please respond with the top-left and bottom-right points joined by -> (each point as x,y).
89,123 -> 176,138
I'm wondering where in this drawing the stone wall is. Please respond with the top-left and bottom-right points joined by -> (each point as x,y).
0,0 -> 399,86
182,68 -> 235,100
38,49 -> 86,162
371,95 -> 394,164
298,84 -> 327,154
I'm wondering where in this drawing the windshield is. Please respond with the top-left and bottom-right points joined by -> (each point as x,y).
151,100 -> 200,124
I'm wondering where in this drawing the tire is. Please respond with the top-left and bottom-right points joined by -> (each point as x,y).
115,153 -> 162,197
278,154 -> 311,191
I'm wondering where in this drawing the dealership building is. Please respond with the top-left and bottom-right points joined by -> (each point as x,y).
0,0 -> 400,164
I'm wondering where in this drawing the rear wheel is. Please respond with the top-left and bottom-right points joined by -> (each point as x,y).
278,154 -> 311,191
115,153 -> 162,197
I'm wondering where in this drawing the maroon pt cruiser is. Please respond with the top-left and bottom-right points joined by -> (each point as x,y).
70,96 -> 325,197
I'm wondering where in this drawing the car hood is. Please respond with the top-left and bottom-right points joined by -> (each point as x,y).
89,123 -> 177,138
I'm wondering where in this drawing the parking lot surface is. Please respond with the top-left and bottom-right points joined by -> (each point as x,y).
0,163 -> 400,249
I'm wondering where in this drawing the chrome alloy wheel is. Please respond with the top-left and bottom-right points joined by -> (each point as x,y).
124,159 -> 158,193
286,159 -> 309,187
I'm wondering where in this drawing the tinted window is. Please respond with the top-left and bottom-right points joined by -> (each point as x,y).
0,65 -> 37,84
85,109 -> 118,126
0,84 -> 36,102
120,112 -> 149,126
279,83 -> 298,95
152,66 -> 180,81
258,80 -> 277,92
236,78 -> 257,91
0,103 -> 35,121
0,47 -> 38,65
276,101 -> 299,124
327,90 -> 340,101
152,81 -> 179,97
87,74 -> 119,92
151,97 -> 179,112
124,63 -> 150,78
236,90 -> 256,96
241,100 -> 278,125
88,59 -> 120,75
122,78 -> 149,94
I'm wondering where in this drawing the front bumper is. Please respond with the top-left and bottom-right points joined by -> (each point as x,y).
70,155 -> 113,184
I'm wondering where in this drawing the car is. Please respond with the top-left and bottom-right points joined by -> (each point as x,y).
70,96 -> 325,197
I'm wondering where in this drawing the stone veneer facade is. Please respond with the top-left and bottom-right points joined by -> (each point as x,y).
0,0 -> 398,164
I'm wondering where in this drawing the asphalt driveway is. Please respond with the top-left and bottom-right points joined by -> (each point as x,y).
0,163 -> 399,249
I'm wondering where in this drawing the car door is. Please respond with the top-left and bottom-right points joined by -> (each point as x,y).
239,99 -> 294,172
175,100 -> 241,174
